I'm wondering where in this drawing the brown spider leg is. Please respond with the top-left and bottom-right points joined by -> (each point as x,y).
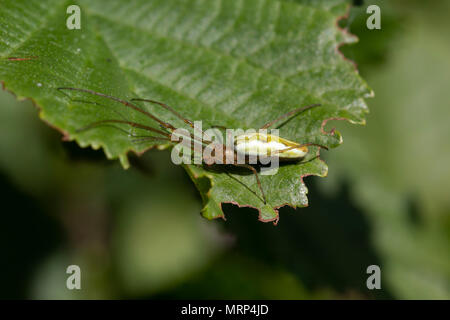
57,89 -> 128,121
259,104 -> 321,129
73,119 -> 174,146
186,139 -> 266,203
76,119 -> 171,137
223,172 -> 263,204
131,98 -> 213,144
234,164 -> 267,204
5,55 -> 38,61
57,87 -> 176,131
77,120 -> 208,152
78,118 -> 208,149
58,87 -> 209,146
131,98 -> 193,128
78,123 -> 140,136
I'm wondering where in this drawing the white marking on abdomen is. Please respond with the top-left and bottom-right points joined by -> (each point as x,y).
235,139 -> 306,158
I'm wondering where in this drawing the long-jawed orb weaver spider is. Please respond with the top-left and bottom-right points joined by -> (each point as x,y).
57,87 -> 328,204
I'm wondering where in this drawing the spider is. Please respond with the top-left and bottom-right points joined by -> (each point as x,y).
57,87 -> 328,204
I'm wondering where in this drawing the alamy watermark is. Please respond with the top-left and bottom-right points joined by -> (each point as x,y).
66,265 -> 81,290
366,265 -> 381,290
366,5 -> 381,30
66,5 -> 81,30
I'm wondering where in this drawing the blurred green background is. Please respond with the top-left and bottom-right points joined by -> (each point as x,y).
0,0 -> 449,299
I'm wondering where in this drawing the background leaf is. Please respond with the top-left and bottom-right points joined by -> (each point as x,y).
0,0 -> 370,221
322,0 -> 450,299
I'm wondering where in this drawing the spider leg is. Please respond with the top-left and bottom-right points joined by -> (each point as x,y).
57,87 -> 176,130
259,104 -> 321,129
57,89 -> 128,121
131,98 -> 194,128
76,119 -> 171,137
132,98 -> 214,145
58,87 -> 209,146
234,164 -> 267,204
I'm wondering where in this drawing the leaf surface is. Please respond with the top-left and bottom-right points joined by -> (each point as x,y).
0,0 -> 371,222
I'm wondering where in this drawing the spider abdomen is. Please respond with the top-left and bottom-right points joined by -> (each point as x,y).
234,133 -> 307,160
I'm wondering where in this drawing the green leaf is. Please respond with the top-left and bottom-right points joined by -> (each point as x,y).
0,0 -> 371,222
